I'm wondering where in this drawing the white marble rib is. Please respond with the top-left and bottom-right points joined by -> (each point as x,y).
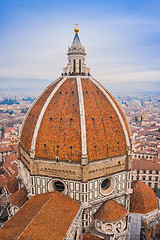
30,76 -> 67,157
90,77 -> 130,147
76,76 -> 88,160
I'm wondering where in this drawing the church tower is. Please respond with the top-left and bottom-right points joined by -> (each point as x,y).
18,26 -> 132,240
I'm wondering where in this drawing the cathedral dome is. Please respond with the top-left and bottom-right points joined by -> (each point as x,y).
19,27 -> 131,182
20,77 -> 130,163
130,180 -> 158,214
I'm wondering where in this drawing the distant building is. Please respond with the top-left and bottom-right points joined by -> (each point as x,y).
132,158 -> 160,190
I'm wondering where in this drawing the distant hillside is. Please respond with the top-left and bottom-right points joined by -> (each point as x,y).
103,81 -> 160,93
0,77 -> 160,94
0,78 -> 52,90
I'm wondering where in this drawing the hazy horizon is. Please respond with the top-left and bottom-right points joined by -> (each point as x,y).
0,0 -> 160,85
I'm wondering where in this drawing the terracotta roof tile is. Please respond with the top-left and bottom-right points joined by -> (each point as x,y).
0,191 -> 81,240
82,79 -> 127,161
0,146 -> 13,153
130,180 -> 158,214
94,199 -> 127,222
132,159 -> 160,171
0,174 -> 9,187
35,78 -> 82,162
6,174 -> 18,193
20,77 -> 130,163
9,187 -> 28,207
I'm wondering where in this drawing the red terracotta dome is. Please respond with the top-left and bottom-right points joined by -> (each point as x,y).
20,77 -> 130,163
130,180 -> 158,214
94,199 -> 127,222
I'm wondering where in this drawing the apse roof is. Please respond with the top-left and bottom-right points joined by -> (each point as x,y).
130,180 -> 158,214
94,199 -> 127,222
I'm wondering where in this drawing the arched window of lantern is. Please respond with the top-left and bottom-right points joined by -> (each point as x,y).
79,59 -> 81,74
73,59 -> 76,72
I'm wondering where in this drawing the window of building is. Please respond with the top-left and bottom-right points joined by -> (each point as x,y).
149,170 -> 152,174
106,224 -> 112,231
143,170 -> 146,174
142,176 -> 146,181
156,170 -> 159,175
116,222 -> 121,231
154,183 -> 158,189
155,177 -> 158,181
149,176 -> 152,181
137,170 -> 140,174
137,176 -> 139,180
148,182 -> 152,187
96,221 -> 101,230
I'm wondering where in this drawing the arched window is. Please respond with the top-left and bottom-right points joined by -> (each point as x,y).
79,59 -> 81,74
154,183 -> 158,189
106,224 -> 112,232
96,221 -> 101,230
73,59 -> 76,73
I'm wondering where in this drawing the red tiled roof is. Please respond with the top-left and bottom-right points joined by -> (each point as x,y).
130,180 -> 158,214
3,154 -> 18,177
9,187 -> 28,207
6,174 -> 18,193
0,145 -> 13,153
4,153 -> 18,163
10,144 -> 18,153
0,174 -> 9,187
0,191 -> 81,240
94,199 -> 127,222
132,159 -> 160,171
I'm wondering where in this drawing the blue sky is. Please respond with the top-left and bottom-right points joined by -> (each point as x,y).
0,0 -> 160,84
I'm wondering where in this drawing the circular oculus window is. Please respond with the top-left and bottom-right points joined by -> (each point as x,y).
54,181 -> 65,192
100,177 -> 116,196
48,179 -> 67,194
